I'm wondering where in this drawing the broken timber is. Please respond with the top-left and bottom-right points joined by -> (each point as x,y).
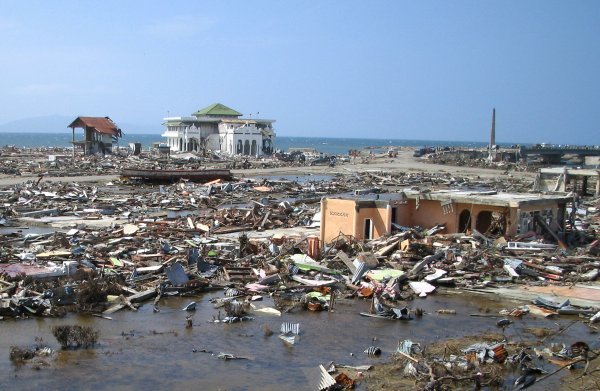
102,288 -> 157,315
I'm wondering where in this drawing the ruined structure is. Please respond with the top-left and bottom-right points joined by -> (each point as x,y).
535,167 -> 600,196
68,116 -> 122,156
320,190 -> 572,243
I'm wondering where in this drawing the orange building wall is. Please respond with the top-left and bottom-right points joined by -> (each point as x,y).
320,198 -> 355,244
320,198 -> 391,244
397,199 -> 459,232
355,204 -> 390,240
405,200 -> 562,236
455,203 -> 508,233
397,199 -> 509,235
321,197 -> 565,243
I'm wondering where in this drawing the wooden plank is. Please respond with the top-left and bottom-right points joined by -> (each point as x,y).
534,214 -> 568,249
290,275 -> 337,287
102,288 -> 156,315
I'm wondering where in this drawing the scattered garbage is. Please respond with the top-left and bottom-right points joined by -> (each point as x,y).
363,346 -> 382,356
279,322 -> 300,345
0,144 -> 599,389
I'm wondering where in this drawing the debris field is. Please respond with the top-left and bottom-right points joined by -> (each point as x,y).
1,145 -> 599,390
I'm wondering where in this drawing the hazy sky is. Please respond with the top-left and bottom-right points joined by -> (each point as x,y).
0,1 -> 598,144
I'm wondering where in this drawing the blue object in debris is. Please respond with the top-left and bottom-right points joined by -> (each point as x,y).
165,262 -> 189,286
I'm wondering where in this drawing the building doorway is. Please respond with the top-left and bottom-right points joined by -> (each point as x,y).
364,218 -> 373,240
458,209 -> 471,233
476,211 -> 493,234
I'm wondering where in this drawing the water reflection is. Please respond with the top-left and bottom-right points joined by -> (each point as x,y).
0,291 -> 583,390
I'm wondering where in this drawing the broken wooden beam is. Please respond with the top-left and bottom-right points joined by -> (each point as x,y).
102,288 -> 156,315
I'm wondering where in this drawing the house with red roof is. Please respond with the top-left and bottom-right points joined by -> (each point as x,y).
68,116 -> 122,156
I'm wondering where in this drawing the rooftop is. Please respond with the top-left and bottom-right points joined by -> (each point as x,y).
67,116 -> 121,137
193,103 -> 242,117
328,189 -> 572,208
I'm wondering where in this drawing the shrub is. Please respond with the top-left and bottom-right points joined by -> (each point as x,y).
52,325 -> 99,349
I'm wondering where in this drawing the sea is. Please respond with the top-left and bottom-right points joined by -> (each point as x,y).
0,132 -> 518,155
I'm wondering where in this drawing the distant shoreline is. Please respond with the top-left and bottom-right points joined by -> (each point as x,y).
0,131 -> 524,150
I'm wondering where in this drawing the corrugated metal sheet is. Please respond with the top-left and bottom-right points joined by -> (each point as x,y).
280,322 -> 300,335
279,322 -> 300,345
363,346 -> 382,356
317,365 -> 336,391
351,261 -> 368,284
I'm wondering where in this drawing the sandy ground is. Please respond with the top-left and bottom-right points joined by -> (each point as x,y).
236,150 -> 533,179
0,150 -> 534,186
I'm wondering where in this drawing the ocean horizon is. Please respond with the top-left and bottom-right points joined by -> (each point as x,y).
0,132 -> 520,156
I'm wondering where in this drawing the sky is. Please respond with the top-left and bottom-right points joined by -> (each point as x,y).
0,1 -> 599,144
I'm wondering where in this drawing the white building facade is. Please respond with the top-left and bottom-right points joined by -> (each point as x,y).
161,103 -> 276,156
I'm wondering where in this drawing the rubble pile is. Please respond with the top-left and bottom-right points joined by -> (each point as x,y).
427,150 -> 537,172
362,333 -> 600,390
0,145 -> 353,179
1,146 -> 599,389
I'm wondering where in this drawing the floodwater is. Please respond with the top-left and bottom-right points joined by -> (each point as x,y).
0,290 -> 590,390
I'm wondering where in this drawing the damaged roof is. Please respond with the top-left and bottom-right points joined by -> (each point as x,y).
326,189 -> 573,208
67,116 -> 122,137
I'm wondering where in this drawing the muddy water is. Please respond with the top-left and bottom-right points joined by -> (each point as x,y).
0,291 -> 590,390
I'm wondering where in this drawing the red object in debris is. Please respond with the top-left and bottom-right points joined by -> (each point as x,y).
466,351 -> 477,364
334,373 -> 355,389
307,236 -> 320,259
491,344 -> 507,363
357,286 -> 374,298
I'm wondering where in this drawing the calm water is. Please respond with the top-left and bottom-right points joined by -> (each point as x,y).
0,291 -> 586,390
0,132 -> 519,156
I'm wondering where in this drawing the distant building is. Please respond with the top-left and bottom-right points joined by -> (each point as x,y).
534,167 -> 600,197
161,103 -> 276,156
320,190 -> 572,244
68,116 -> 122,156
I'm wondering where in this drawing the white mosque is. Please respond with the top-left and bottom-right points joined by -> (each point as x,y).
161,103 -> 276,156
